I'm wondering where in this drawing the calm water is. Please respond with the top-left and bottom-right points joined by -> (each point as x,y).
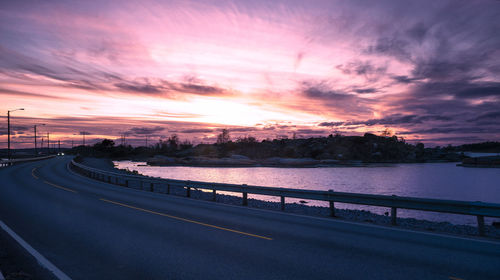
114,161 -> 500,225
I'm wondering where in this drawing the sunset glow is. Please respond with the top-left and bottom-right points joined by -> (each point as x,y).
1,0 -> 499,147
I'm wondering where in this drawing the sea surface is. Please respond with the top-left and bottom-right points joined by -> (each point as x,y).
114,161 -> 500,225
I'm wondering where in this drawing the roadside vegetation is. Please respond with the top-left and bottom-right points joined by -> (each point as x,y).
66,130 -> 500,163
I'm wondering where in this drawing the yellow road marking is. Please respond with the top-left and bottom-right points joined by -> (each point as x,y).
32,167 -> 77,193
99,198 -> 273,240
31,168 -> 38,179
43,181 -> 77,193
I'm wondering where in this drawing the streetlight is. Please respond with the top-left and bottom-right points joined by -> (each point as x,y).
7,108 -> 24,160
34,124 -> 45,155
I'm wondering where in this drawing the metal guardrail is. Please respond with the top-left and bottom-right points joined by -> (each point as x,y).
0,155 -> 56,167
70,160 -> 500,236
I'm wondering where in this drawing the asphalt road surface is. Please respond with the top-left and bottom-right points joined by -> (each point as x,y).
0,156 -> 499,280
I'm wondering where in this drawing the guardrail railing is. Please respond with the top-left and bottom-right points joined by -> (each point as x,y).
0,155 -> 56,167
70,160 -> 500,236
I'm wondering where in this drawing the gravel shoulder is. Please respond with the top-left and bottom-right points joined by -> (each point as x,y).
0,225 -> 55,280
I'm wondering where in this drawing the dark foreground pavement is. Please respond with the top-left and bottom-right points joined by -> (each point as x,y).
0,156 -> 499,280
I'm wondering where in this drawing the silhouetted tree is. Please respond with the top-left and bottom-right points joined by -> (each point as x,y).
168,134 -> 179,150
381,128 -> 393,137
217,129 -> 231,144
236,136 -> 256,143
180,140 -> 193,150
93,139 -> 115,153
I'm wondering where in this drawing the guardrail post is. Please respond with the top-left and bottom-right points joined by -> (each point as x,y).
477,215 -> 485,236
212,189 -> 216,201
108,176 -> 111,183
328,189 -> 335,217
281,196 -> 285,211
166,183 -> 170,194
186,182 -> 191,197
150,183 -> 154,192
391,207 -> 397,225
125,180 -> 129,188
242,184 -> 248,206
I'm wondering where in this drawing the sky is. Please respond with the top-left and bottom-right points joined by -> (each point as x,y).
1,0 -> 499,148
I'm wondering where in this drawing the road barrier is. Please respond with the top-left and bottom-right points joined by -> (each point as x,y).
0,155 -> 55,167
70,160 -> 500,236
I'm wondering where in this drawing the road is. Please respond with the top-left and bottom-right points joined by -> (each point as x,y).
0,156 -> 499,280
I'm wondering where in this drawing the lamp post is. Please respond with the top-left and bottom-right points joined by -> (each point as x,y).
7,108 -> 24,160
34,124 -> 45,155
47,132 -> 50,154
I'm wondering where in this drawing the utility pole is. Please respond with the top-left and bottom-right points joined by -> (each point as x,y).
58,140 -> 60,153
121,133 -> 127,146
34,125 -> 37,155
145,135 -> 148,147
7,108 -> 24,160
34,124 -> 45,156
47,132 -> 50,154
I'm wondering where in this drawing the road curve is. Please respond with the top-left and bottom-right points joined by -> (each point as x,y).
0,156 -> 499,280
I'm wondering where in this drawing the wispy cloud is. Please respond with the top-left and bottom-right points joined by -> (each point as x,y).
0,0 -> 499,146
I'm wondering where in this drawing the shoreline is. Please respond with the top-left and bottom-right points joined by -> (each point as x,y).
143,154 -> 462,168
81,157 -> 500,240
124,156 -> 460,168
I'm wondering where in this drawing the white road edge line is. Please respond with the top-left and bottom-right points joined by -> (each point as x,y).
0,220 -> 72,280
0,268 -> 4,280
